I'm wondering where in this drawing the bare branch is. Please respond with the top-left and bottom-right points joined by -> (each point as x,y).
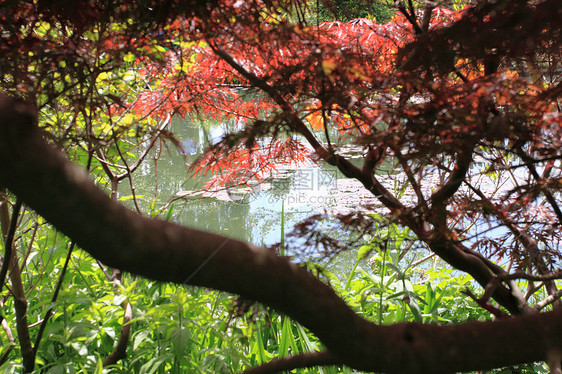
395,150 -> 427,211
461,288 -> 508,319
516,148 -> 562,225
115,114 -> 171,182
535,290 -> 562,312
114,140 -> 142,214
466,182 -> 561,309
395,1 -> 422,34
500,270 -> 562,283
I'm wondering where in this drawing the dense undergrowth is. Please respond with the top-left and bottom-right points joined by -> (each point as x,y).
0,208 -> 547,373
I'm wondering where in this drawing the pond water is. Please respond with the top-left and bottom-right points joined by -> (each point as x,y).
120,118 -> 514,274
130,122 -> 343,232
119,118 -> 402,270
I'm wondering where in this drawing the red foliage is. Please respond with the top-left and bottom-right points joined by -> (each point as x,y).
127,6 -> 480,186
192,138 -> 313,190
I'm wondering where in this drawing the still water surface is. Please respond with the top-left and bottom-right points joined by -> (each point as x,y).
121,119 -> 368,251
120,119 -> 500,273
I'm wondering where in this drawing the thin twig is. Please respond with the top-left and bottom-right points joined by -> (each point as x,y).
33,242 -> 75,354
0,199 -> 22,296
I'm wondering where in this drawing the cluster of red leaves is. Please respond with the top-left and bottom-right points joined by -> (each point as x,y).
129,44 -> 277,123
130,6 -> 475,187
191,137 -> 312,190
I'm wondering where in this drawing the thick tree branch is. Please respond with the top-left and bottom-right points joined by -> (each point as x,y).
9,245 -> 34,373
2,96 -> 562,373
103,295 -> 132,366
102,175 -> 135,366
0,196 -> 21,295
420,2 -> 436,33
536,291 -> 562,312
430,144 -> 474,219
425,237 -> 528,315
0,195 -> 34,371
241,351 -> 339,374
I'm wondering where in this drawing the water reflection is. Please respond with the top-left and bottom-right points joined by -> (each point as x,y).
178,138 -> 197,155
121,118 -> 345,247
117,118 -> 413,275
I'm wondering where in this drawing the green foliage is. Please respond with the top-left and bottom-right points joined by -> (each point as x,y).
314,0 -> 394,23
331,222 -> 483,326
4,208 -> 543,373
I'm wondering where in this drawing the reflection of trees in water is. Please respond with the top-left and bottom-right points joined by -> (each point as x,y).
124,119 -> 377,253
117,119 -> 259,244
178,198 -> 251,241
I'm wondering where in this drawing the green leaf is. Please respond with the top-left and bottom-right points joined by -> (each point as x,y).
123,52 -> 135,64
358,244 -> 374,259
94,357 -> 103,374
171,325 -> 191,357
112,294 -> 127,306
165,203 -> 175,221
295,323 -> 317,352
278,316 -> 295,357
133,330 -> 152,350
407,298 -> 423,322
139,354 -> 172,374
119,194 -> 145,201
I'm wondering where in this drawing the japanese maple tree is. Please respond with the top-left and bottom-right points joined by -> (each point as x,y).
134,0 -> 561,314
0,0 -> 561,373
